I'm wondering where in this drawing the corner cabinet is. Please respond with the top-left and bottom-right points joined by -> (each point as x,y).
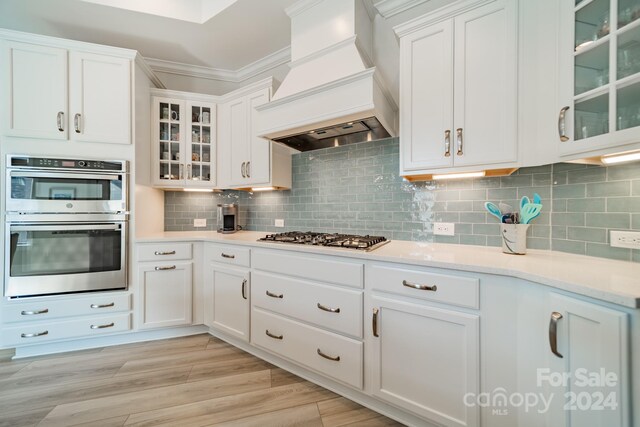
150,90 -> 217,189
395,0 -> 518,177
557,0 -> 640,159
1,36 -> 132,144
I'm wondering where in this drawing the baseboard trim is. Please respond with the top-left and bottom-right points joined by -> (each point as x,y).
0,348 -> 16,361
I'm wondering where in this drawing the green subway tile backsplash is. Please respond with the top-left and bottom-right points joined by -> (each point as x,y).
165,137 -> 640,262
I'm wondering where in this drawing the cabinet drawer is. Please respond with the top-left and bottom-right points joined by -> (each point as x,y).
251,307 -> 363,389
253,250 -> 363,288
252,271 -> 363,338
1,313 -> 131,347
205,244 -> 250,268
137,243 -> 192,262
368,264 -> 479,309
2,293 -> 131,323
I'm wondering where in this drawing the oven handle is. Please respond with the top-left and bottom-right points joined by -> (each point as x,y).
10,171 -> 121,181
10,224 -> 122,232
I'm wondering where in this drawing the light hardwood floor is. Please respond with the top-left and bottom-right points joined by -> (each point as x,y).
0,334 -> 405,427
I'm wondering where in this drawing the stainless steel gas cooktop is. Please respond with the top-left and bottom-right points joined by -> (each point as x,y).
258,232 -> 389,252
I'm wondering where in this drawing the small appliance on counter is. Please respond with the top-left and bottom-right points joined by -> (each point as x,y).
217,203 -> 241,234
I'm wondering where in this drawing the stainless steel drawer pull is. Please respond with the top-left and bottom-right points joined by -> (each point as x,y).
558,106 -> 570,142
402,280 -> 437,291
221,253 -> 235,259
317,348 -> 340,362
241,162 -> 246,178
91,322 -> 115,330
266,290 -> 283,299
21,330 -> 49,338
155,265 -> 176,271
317,303 -> 340,313
90,302 -> 115,309
372,308 -> 379,337
246,161 -> 251,178
57,111 -> 65,132
456,128 -> 463,155
74,113 -> 81,133
444,129 -> 451,157
549,312 -> 563,358
154,250 -> 176,255
21,309 -> 49,316
265,330 -> 283,340
241,279 -> 248,300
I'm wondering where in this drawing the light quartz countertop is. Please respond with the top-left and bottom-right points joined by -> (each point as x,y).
136,231 -> 640,309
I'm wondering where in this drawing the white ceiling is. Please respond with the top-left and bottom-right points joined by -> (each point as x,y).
0,0 -> 296,70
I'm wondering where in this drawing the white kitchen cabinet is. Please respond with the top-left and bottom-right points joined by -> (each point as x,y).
137,261 -> 193,329
543,293 -> 629,427
556,0 -> 640,159
1,36 -> 133,144
204,263 -> 250,342
395,0 -> 517,177
151,91 -> 216,189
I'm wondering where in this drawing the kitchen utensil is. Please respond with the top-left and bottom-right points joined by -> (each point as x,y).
485,202 -> 503,221
533,193 -> 542,204
520,196 -> 530,211
520,203 -> 542,224
499,203 -> 513,215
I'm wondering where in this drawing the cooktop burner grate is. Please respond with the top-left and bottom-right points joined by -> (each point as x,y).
258,232 -> 389,252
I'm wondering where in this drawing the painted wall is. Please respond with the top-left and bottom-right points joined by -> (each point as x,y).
165,138 -> 640,262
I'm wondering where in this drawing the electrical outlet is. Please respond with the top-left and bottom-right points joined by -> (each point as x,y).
275,219 -> 284,228
610,230 -> 640,249
434,222 -> 455,236
193,218 -> 206,228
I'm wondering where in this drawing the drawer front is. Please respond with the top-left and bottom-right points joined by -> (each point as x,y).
251,307 -> 363,389
368,264 -> 479,309
252,271 -> 363,338
205,244 -> 250,268
137,243 -> 192,262
2,293 -> 131,323
253,250 -> 363,288
1,313 -> 131,347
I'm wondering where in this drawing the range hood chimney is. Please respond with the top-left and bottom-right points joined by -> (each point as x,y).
256,0 -> 398,152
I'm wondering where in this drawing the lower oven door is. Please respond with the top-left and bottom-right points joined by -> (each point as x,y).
5,222 -> 127,297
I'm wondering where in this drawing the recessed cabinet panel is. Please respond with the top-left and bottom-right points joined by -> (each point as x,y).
228,98 -> 248,186
209,266 -> 250,342
138,261 -> 193,329
246,89 -> 271,185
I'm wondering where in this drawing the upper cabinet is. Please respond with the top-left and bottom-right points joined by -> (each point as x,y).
395,0 -> 518,177
557,0 -> 640,158
1,35 -> 133,144
150,90 -> 216,189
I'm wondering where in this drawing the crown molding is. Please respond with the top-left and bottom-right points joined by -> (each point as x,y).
145,45 -> 291,84
285,0 -> 323,18
135,54 -> 165,89
373,0 -> 432,18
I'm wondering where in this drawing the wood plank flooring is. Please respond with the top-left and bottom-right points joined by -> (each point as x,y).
0,334 -> 405,427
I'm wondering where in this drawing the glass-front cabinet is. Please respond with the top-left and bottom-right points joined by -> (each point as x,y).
558,0 -> 640,157
152,94 -> 216,188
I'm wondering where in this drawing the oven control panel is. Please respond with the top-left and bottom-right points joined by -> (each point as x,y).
8,156 -> 126,172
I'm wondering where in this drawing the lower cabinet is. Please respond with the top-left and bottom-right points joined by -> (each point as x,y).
204,262 -> 250,342
367,294 -> 480,427
137,261 -> 193,329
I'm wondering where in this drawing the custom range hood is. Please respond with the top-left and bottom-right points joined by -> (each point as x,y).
256,0 -> 398,152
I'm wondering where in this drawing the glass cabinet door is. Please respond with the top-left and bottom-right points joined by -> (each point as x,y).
187,101 -> 216,187
157,99 -> 184,185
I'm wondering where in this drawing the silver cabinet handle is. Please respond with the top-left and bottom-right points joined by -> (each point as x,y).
402,280 -> 437,292
558,106 -> 570,142
21,309 -> 49,316
179,163 -> 184,180
246,161 -> 251,178
265,330 -> 283,340
317,348 -> 340,362
90,322 -> 114,329
549,312 -> 563,358
444,130 -> 451,157
155,265 -> 176,271
187,163 -> 192,180
241,162 -> 246,178
57,111 -> 65,132
221,253 -> 235,259
372,308 -> 379,337
21,330 -> 48,338
241,279 -> 247,300
155,250 -> 176,256
90,302 -> 114,309
317,303 -> 340,313
456,128 -> 463,155
266,290 -> 283,299
74,113 -> 81,133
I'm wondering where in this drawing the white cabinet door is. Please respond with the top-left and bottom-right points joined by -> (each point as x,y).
152,97 -> 186,187
205,263 -> 250,342
69,51 -> 131,144
227,97 -> 249,186
400,20 -> 454,171
186,101 -> 216,187
246,88 -> 270,185
368,295 -> 479,427
453,0 -> 517,168
138,262 -> 193,329
1,41 -> 68,140
545,293 -> 629,427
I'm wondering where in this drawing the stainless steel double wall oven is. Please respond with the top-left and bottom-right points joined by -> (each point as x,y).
5,155 -> 129,298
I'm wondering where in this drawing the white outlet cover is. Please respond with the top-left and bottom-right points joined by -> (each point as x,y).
610,230 -> 640,249
434,222 -> 455,236
275,219 -> 284,228
193,218 -> 207,227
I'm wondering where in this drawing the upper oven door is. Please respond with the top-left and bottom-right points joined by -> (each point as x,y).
6,170 -> 127,214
